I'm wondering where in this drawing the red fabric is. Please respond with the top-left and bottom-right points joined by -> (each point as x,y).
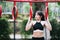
45,2 -> 48,20
12,2 -> 18,20
0,5 -> 2,17
45,2 -> 48,6
29,2 -> 33,20
14,2 -> 16,6
30,2 -> 32,6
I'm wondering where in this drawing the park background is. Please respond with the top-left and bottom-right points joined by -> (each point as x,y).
0,1 -> 60,40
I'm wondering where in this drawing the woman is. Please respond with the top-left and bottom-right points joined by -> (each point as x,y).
25,11 -> 52,40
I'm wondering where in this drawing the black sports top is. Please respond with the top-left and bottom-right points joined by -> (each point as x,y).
33,22 -> 44,30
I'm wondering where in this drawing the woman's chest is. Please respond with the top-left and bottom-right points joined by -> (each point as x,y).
32,21 -> 45,27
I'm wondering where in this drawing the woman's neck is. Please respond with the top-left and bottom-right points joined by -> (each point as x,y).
36,20 -> 41,22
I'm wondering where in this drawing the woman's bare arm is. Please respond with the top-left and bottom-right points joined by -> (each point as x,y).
25,18 -> 33,31
45,19 -> 52,31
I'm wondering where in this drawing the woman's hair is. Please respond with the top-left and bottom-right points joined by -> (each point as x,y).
35,11 -> 45,21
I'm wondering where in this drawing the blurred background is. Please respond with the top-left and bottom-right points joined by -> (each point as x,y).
0,1 -> 60,40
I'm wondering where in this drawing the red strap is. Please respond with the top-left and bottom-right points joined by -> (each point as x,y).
0,5 -> 2,17
29,2 -> 33,20
45,2 -> 48,20
14,2 -> 16,6
12,2 -> 18,20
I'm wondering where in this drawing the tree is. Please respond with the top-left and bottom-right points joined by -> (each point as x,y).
0,18 -> 11,40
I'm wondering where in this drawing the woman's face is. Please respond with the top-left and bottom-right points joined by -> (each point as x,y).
35,13 -> 41,21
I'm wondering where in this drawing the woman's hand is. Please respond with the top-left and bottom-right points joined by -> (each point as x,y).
28,17 -> 31,22
28,17 -> 32,24
45,17 -> 52,31
25,17 -> 33,31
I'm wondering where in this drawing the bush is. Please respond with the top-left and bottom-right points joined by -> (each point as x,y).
50,19 -> 60,40
20,19 -> 33,39
0,18 -> 11,40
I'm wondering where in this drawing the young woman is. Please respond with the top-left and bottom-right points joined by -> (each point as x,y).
25,11 -> 52,40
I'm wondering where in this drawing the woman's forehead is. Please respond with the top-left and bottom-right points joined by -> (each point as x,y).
35,13 -> 38,15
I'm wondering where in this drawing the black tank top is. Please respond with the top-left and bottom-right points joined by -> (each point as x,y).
33,22 -> 44,30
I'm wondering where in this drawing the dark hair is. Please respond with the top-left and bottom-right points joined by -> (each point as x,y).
35,11 -> 45,21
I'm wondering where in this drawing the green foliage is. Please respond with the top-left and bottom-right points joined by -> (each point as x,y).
2,14 -> 12,19
0,18 -> 11,40
50,19 -> 60,39
8,14 -> 12,19
0,1 -> 6,12
20,19 -> 33,35
49,10 -> 53,20
33,3 -> 45,18
58,2 -> 60,6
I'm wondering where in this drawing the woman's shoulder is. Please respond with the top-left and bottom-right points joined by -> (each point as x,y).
32,20 -> 36,23
41,21 -> 46,22
32,20 -> 46,23
41,21 -> 47,24
31,20 -> 36,25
